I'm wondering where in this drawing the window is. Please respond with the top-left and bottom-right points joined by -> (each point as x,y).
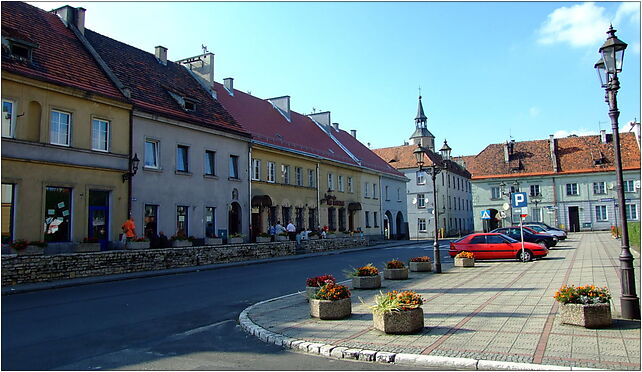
595,205 -> 608,221
205,207 -> 216,237
338,208 -> 346,231
491,187 -> 501,200
50,110 -> 71,146
2,99 -> 15,138
176,145 -> 189,172
385,186 -> 389,201
282,165 -> 290,184
229,155 -> 239,179
2,184 -> 15,243
204,151 -> 216,176
417,171 -> 426,185
530,184 -> 540,197
251,159 -> 261,180
281,206 -> 291,224
308,208 -> 316,229
593,182 -> 606,195
373,183 -> 377,199
365,211 -> 370,228
296,207 -> 304,229
144,205 -> 158,237
145,139 -> 159,168
566,183 -> 579,196
177,205 -> 188,235
91,119 -> 109,151
348,177 -> 353,192
364,182 -> 369,198
308,169 -> 315,187
338,175 -> 344,192
397,188 -> 401,201
295,167 -> 302,186
183,99 -> 196,112
626,204 -> 638,220
418,218 -> 427,232
328,173 -> 334,191
44,186 -> 72,242
417,194 -> 425,208
268,162 -> 276,183
7,39 -> 34,61
374,211 -> 379,227
624,180 -> 635,193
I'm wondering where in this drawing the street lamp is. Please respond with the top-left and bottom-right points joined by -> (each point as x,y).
531,193 -> 542,222
595,26 -> 640,320
414,144 -> 447,273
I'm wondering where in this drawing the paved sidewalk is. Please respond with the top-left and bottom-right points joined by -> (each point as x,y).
241,232 -> 641,370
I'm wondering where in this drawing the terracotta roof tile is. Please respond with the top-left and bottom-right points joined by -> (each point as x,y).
332,129 -> 405,178
1,2 -> 125,102
373,144 -> 470,178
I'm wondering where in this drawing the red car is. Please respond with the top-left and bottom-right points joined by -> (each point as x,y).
449,233 -> 549,262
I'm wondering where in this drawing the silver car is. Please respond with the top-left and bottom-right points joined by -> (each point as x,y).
524,224 -> 567,240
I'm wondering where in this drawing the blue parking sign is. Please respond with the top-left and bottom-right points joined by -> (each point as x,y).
512,192 -> 528,208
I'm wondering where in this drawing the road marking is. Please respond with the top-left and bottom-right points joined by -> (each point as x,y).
170,319 -> 235,339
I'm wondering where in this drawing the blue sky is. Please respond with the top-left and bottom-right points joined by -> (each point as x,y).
32,1 -> 641,156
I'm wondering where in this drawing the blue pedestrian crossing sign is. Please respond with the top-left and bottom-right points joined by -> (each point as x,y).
480,210 -> 492,219
512,192 -> 528,208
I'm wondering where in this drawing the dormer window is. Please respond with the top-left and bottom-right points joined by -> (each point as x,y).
167,89 -> 198,112
183,99 -> 196,112
2,36 -> 38,62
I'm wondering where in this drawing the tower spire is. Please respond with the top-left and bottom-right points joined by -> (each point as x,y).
409,93 -> 435,151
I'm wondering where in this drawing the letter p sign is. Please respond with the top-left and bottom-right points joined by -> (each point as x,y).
512,192 -> 528,208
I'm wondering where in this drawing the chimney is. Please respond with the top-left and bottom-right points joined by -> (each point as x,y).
75,7 -> 86,34
350,129 -> 357,138
267,96 -> 291,121
308,111 -> 331,129
52,6 -> 85,34
155,46 -> 168,66
332,123 -> 339,131
504,141 -> 510,163
223,78 -> 234,95
549,134 -> 558,172
600,129 -> 607,143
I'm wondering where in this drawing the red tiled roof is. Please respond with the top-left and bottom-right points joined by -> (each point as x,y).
212,82 -> 357,165
372,144 -> 470,178
464,133 -> 640,180
332,129 -> 405,178
1,2 -> 125,102
84,30 -> 248,137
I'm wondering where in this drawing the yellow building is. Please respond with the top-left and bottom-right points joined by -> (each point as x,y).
1,3 -> 132,249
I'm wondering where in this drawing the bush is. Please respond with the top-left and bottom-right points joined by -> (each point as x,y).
629,222 -> 640,250
314,283 -> 351,301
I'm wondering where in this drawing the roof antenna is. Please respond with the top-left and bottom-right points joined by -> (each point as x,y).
201,44 -> 208,54
598,120 -> 607,131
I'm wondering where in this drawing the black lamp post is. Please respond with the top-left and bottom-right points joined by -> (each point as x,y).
531,193 -> 542,222
595,26 -> 640,320
414,144 -> 446,273
123,153 -> 140,219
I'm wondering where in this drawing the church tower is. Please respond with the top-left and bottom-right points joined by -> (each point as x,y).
409,95 -> 435,151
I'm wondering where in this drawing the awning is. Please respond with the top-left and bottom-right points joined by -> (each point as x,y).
348,202 -> 362,211
251,195 -> 273,207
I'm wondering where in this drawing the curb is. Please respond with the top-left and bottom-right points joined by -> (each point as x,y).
238,295 -> 602,371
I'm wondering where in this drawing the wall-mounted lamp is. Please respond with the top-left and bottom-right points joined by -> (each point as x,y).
122,153 -> 140,183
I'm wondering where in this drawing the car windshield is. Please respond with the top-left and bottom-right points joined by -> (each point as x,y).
526,225 -> 545,232
500,234 -> 518,243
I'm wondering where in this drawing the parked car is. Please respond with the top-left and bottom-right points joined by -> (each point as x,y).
524,222 -> 567,238
449,233 -> 549,262
523,224 -> 567,240
490,227 -> 558,248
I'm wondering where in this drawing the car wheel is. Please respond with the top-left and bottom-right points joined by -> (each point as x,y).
518,250 -> 533,262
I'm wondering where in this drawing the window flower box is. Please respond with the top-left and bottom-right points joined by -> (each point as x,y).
205,237 -> 223,245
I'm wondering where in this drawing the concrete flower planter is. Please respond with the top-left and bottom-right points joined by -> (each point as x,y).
276,235 -> 289,242
309,298 -> 351,320
454,257 -> 475,267
384,267 -> 409,280
306,286 -> 319,299
256,236 -> 271,243
204,237 -> 223,245
409,261 -> 432,272
559,303 -> 612,328
12,245 -> 45,256
373,307 -> 424,334
326,234 -> 336,239
352,275 -> 381,289
171,240 -> 192,248
75,242 -> 100,253
228,237 -> 244,244
308,235 -> 319,240
126,241 -> 150,250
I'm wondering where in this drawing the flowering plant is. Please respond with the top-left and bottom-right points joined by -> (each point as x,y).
83,237 -> 99,243
348,264 -> 379,277
9,239 -> 29,250
455,251 -> 474,259
386,259 -> 406,269
313,282 -> 351,301
370,290 -> 423,314
410,256 -> 431,262
306,274 -> 336,287
554,285 -> 611,304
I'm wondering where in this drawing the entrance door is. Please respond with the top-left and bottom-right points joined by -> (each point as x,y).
89,190 -> 109,251
568,206 -> 580,232
229,202 -> 241,235
251,211 -> 260,242
348,211 -> 354,232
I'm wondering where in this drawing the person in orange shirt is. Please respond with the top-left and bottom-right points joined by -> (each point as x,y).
122,217 -> 136,242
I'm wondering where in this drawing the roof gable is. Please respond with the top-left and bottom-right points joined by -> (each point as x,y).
332,129 -> 405,178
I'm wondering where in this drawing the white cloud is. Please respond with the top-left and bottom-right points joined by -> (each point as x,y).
614,2 -> 641,26
553,128 -> 599,138
529,107 -> 541,117
537,3 -> 610,47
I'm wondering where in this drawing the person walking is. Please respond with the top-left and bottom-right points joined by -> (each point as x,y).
286,220 -> 296,241
121,216 -> 136,246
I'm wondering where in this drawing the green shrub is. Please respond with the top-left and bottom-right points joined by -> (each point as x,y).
629,222 -> 640,251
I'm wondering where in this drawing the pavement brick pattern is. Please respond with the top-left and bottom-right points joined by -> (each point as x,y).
245,232 -> 641,370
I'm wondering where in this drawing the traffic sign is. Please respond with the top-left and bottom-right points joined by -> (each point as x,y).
512,192 -> 528,208
520,206 -> 528,218
498,211 -> 507,219
480,210 -> 491,219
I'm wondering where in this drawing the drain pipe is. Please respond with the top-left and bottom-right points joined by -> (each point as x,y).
316,162 -> 321,229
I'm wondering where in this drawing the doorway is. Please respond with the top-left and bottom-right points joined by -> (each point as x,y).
229,202 -> 242,235
568,206 -> 580,232
89,190 -> 109,250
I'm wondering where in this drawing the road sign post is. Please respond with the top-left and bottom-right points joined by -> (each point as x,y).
511,193 -> 528,262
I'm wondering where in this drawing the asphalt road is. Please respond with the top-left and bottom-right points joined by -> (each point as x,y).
2,241 -> 455,370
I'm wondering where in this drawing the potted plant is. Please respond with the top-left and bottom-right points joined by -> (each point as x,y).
454,251 -> 475,267
306,274 -> 336,299
383,259 -> 409,280
409,256 -> 432,272
205,235 -> 223,245
308,231 -> 320,240
171,232 -> 192,247
348,264 -> 381,289
75,237 -> 101,252
256,233 -> 271,243
554,285 -> 612,328
310,281 -> 352,320
10,239 -> 46,255
126,237 -> 150,250
326,230 -> 336,239
228,233 -> 244,244
370,290 -> 424,334
275,232 -> 289,241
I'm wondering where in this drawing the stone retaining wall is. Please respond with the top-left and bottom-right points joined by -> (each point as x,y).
301,237 -> 369,253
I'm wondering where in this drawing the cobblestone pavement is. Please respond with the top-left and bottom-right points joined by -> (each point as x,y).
244,232 -> 641,370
